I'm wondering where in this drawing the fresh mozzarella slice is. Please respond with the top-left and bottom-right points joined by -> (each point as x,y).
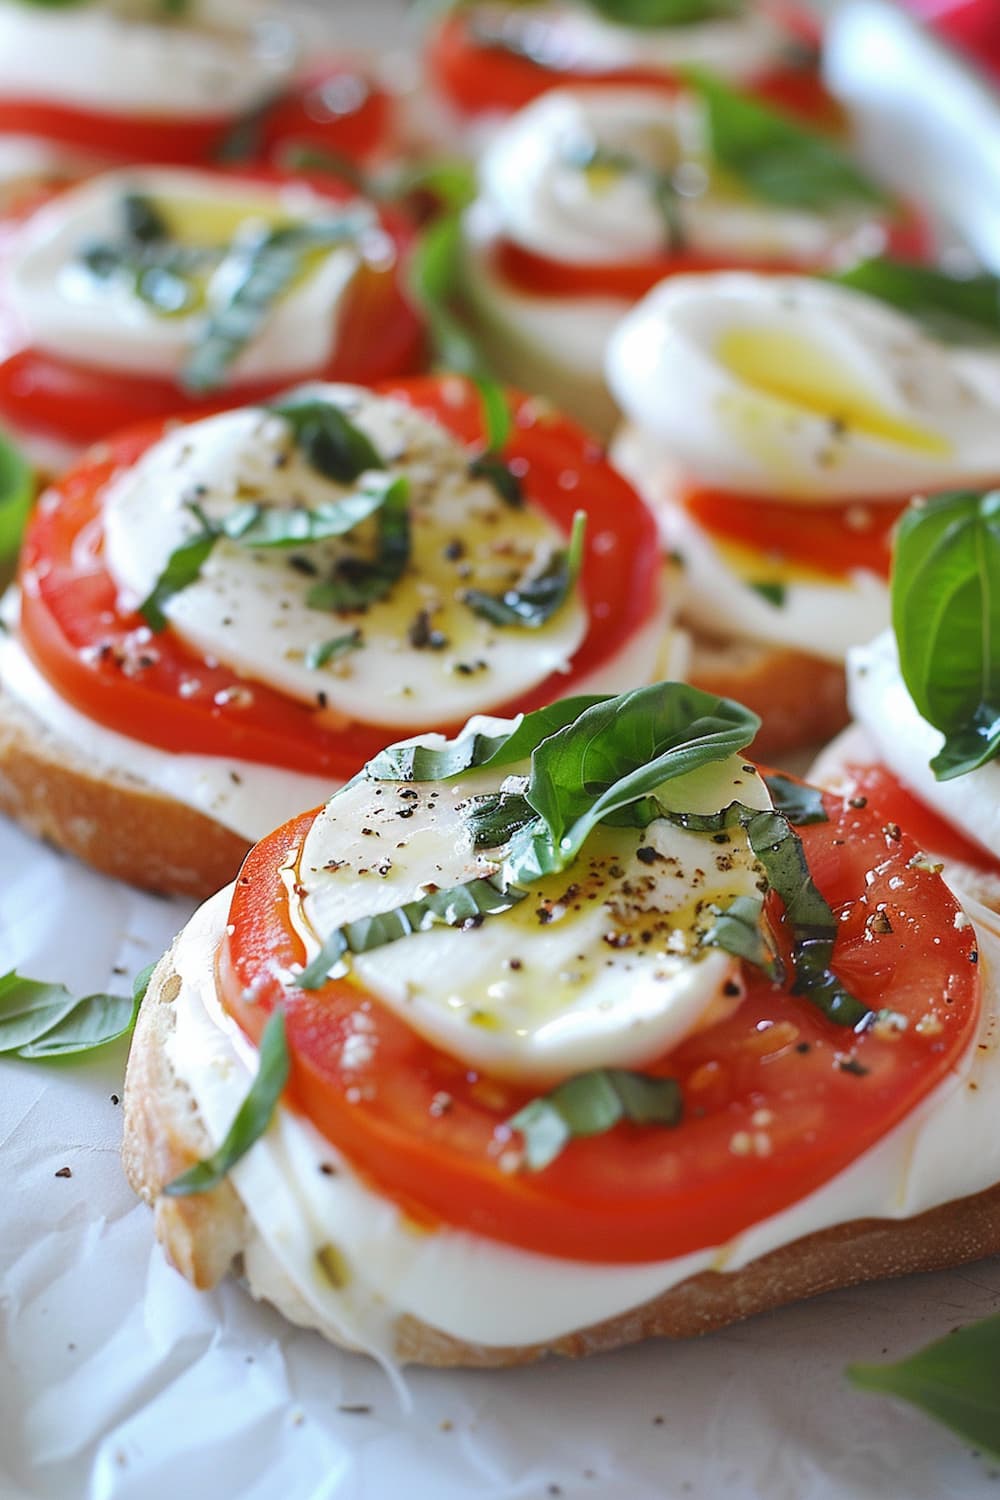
289,744 -> 770,1083
606,272 -> 1000,500
478,88 -> 888,267
0,0 -> 296,118
462,2 -> 792,84
847,630 -> 1000,862
101,389 -> 593,729
8,169 -> 383,384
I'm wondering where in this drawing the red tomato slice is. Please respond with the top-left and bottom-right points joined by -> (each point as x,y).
257,62 -> 392,168
681,487 -> 908,580
219,787 -> 981,1264
838,761 -> 1000,874
426,11 -> 841,129
491,204 -> 932,302
0,167 -> 424,447
17,377 -> 662,777
0,99 -> 236,165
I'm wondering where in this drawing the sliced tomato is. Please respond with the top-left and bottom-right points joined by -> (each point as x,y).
491,204 -> 932,302
220,788 -> 981,1264
681,487 -> 908,580
0,99 -> 237,164
257,62 -> 392,168
17,376 -> 662,776
839,762 -> 1000,874
0,167 -> 424,446
426,11 -> 840,128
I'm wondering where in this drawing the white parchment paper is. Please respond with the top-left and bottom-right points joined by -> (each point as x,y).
2,815 -> 999,1500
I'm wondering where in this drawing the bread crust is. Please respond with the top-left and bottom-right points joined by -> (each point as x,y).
124,944 -> 1000,1369
0,685 -> 250,898
686,627 -> 849,760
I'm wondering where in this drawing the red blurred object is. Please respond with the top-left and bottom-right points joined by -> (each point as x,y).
898,0 -> 1000,84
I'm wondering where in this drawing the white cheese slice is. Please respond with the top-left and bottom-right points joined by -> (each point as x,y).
8,168 -> 383,384
291,744 -> 771,1082
101,388 -> 592,729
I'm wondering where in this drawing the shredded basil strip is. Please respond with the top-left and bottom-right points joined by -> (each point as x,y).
469,452 -> 523,508
181,214 -> 368,393
295,877 -> 526,990
164,1008 -> 290,1197
686,68 -> 887,211
365,694 -> 608,783
848,1314 -> 1000,1461
749,580 -> 786,607
224,474 -> 395,549
306,474 -> 411,611
668,802 -> 868,1027
581,0 -> 742,25
305,630 -> 363,669
762,772 -> 829,826
892,489 -> 1000,780
509,1069 -> 683,1172
271,397 -> 385,485
139,515 -> 219,633
408,212 -> 494,377
702,892 -> 778,978
464,509 -> 586,628
831,258 -> 1000,346
0,970 -> 137,1058
0,429 -> 33,561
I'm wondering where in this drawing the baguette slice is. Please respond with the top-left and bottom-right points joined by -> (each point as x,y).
0,686 -> 250,898
123,939 -> 1000,1370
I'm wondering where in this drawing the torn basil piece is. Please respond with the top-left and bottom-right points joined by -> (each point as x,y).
164,1008 -> 290,1197
508,1069 -> 683,1171
703,893 -> 777,978
271,397 -> 385,485
749,581 -> 786,607
139,515 -> 219,632
296,877 -> 526,990
831,258 -> 1000,347
223,473 -> 394,548
306,474 -> 411,611
761,772 -> 828,826
305,630 -> 363,670
463,509 -> 585,628
0,970 -> 138,1058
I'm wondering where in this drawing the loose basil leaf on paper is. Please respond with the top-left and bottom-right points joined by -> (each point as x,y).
892,489 -> 1000,780
848,1314 -> 1000,1462
306,474 -> 411,612
686,68 -> 887,211
0,430 -> 34,562
464,509 -> 586,629
761,771 -> 828,826
504,682 -> 760,884
0,970 -> 137,1058
831,258 -> 1000,346
271,397 -> 385,486
296,877 -> 526,990
164,1007 -> 290,1197
508,1069 -> 683,1172
364,693 -> 609,783
181,215 -> 368,394
408,213 -> 494,378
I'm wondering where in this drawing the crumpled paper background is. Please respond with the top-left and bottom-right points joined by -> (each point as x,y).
2,818 -> 1000,1500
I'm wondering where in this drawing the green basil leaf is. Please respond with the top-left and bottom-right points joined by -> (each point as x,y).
891,490 -> 1000,780
363,693 -> 609,782
181,217 -> 365,393
509,1068 -> 683,1171
305,629 -> 363,669
762,771 -> 829,826
138,522 -> 219,633
133,960 -> 158,1005
583,0 -> 742,24
468,452 -> 524,508
749,580 -> 786,607
0,970 -> 137,1057
164,1007 -> 289,1196
831,258 -> 1000,346
463,508 -> 586,628
122,191 -> 169,245
306,474 -> 411,611
474,376 -> 512,452
0,429 -> 34,561
462,789 -> 536,849
848,1314 -> 1000,1461
408,212 -> 494,377
687,68 -> 887,211
224,475 -> 393,548
271,397 -> 385,485
702,892 -> 778,978
505,682 -> 760,883
296,876 -> 526,990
